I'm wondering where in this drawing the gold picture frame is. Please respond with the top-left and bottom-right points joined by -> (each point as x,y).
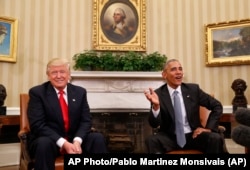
92,0 -> 146,51
205,19 -> 250,66
0,16 -> 18,63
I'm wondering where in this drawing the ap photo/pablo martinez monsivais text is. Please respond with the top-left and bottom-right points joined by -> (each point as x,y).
64,154 -> 250,169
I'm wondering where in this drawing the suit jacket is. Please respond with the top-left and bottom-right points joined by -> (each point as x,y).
148,83 -> 223,137
27,81 -> 92,143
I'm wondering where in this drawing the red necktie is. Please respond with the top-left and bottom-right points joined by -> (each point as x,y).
59,90 -> 69,132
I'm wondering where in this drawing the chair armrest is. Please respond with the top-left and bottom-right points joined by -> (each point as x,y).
18,130 -> 32,163
218,125 -> 226,133
217,125 -> 229,153
18,129 -> 29,139
91,127 -> 98,132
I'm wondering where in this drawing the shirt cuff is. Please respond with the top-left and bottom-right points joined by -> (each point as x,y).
73,137 -> 82,144
56,137 -> 66,148
56,137 -> 83,148
152,108 -> 160,118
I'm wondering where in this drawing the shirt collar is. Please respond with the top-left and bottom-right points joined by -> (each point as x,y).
167,85 -> 181,96
54,86 -> 67,95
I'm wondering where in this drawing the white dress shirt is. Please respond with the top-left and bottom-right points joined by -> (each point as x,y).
152,85 -> 191,134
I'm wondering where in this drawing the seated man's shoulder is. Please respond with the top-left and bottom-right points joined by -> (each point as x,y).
182,82 -> 199,88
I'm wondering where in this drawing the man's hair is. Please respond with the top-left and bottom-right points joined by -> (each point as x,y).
163,58 -> 179,71
114,8 -> 126,19
46,58 -> 70,73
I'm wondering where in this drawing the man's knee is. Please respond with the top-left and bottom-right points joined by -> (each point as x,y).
36,136 -> 56,151
210,132 -> 222,140
207,133 -> 223,145
89,132 -> 106,143
145,134 -> 157,145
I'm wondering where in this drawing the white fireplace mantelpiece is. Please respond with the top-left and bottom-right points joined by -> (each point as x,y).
70,71 -> 165,112
71,71 -> 163,79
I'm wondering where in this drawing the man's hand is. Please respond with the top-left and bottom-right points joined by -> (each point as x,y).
144,87 -> 160,110
192,127 -> 211,138
73,141 -> 82,154
61,141 -> 82,154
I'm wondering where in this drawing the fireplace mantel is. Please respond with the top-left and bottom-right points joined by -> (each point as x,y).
71,71 -> 162,79
70,71 -> 165,112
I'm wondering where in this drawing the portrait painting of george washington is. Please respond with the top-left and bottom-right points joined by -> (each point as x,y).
101,2 -> 138,44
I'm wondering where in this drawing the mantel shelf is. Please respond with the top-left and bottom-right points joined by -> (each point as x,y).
71,71 -> 163,79
70,71 -> 163,111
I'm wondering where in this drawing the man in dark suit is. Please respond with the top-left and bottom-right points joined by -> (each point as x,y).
144,59 -> 224,153
27,58 -> 107,170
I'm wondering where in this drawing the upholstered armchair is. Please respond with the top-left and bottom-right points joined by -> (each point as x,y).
18,93 -> 64,170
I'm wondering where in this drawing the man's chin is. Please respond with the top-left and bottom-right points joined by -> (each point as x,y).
54,83 -> 67,88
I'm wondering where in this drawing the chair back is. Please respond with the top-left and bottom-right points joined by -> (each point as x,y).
199,94 -> 214,127
199,106 -> 210,127
20,93 -> 30,132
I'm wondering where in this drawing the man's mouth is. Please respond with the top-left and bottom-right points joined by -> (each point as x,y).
175,76 -> 182,80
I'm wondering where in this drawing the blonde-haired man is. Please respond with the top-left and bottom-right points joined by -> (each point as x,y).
27,58 -> 107,170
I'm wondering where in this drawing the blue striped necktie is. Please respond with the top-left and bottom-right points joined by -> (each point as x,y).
173,90 -> 186,148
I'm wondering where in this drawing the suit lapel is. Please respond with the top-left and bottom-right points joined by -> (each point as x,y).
66,84 -> 78,125
162,86 -> 175,121
181,86 -> 192,120
46,84 -> 64,126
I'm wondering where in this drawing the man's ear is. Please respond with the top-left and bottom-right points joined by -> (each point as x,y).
161,70 -> 166,79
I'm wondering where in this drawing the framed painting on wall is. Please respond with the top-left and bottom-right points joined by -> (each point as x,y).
205,19 -> 250,66
0,16 -> 18,63
92,0 -> 146,51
